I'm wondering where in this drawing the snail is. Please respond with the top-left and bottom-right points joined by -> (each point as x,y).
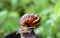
17,14 -> 41,34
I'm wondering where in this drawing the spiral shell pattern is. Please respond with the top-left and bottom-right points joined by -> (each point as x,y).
20,14 -> 41,27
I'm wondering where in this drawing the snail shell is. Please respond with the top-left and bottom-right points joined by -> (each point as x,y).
20,14 -> 41,27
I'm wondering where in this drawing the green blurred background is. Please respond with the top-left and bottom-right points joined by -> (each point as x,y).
0,0 -> 60,38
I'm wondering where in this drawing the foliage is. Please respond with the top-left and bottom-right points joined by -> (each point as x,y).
0,0 -> 60,38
